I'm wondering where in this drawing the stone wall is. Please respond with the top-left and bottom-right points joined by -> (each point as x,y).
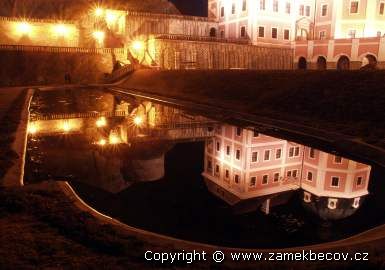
152,38 -> 293,70
0,47 -> 117,86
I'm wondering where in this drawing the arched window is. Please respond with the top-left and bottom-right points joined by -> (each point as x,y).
209,27 -> 217,37
337,56 -> 350,71
361,54 -> 377,70
298,57 -> 307,70
316,56 -> 327,70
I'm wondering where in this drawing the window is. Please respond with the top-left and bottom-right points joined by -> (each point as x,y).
304,192 -> 311,203
292,170 -> 298,178
236,127 -> 242,136
307,171 -> 313,181
221,6 -> 225,17
309,148 -> 315,158
289,147 -> 294,157
305,6 -> 311,16
232,3 -> 236,14
285,2 -> 291,14
356,176 -> 363,186
275,148 -> 282,159
350,1 -> 359,14
240,26 -> 246,38
284,29 -> 290,40
287,170 -> 292,177
294,146 -> 300,156
272,27 -> 278,39
289,146 -> 300,157
250,177 -> 256,186
348,29 -> 356,38
234,174 -> 240,184
225,169 -> 229,179
260,0 -> 266,10
331,177 -> 340,187
226,145 -> 230,156
207,160 -> 212,171
319,31 -> 326,40
321,4 -> 328,16
273,0 -> 279,12
253,130 -> 259,137
353,197 -> 360,208
299,5 -> 304,16
262,175 -> 268,185
242,0 -> 247,11
380,3 -> 385,15
334,156 -> 342,164
273,173 -> 280,182
258,26 -> 265,37
328,198 -> 338,209
236,149 -> 241,160
264,150 -> 270,161
220,30 -> 225,38
252,151 -> 258,162
216,141 -> 220,151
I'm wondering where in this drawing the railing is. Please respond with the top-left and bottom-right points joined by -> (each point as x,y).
126,10 -> 216,22
31,111 -> 128,121
0,44 -> 125,55
0,16 -> 76,24
106,64 -> 135,83
155,34 -> 252,45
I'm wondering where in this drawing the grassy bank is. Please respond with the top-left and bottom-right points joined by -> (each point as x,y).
119,70 -> 385,149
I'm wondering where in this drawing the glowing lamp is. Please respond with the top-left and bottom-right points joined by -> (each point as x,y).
131,40 -> 144,51
96,117 -> 107,127
92,31 -> 105,43
109,134 -> 120,145
98,139 -> 107,146
17,22 -> 31,35
62,121 -> 71,132
54,24 -> 69,37
94,8 -> 104,17
133,116 -> 143,126
28,122 -> 38,134
105,11 -> 117,24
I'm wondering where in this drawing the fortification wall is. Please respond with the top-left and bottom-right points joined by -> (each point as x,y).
152,38 -> 293,70
0,46 -> 116,86
0,17 -> 80,47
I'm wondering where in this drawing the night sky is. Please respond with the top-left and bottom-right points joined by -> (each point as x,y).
170,0 -> 207,16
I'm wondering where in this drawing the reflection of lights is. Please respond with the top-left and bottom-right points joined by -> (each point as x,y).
133,116 -> 143,126
97,139 -> 107,146
96,117 -> 107,127
94,7 -> 104,17
105,11 -> 118,24
92,31 -> 105,43
131,40 -> 144,51
17,22 -> 31,35
54,24 -> 69,37
28,122 -> 38,134
62,121 -> 71,132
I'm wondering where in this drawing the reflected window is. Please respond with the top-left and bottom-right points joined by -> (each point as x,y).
331,176 -> 340,187
307,171 -> 313,181
356,176 -> 363,186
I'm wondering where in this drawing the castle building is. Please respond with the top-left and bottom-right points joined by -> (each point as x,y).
202,125 -> 371,219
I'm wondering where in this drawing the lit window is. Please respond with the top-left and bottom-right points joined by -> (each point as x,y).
234,174 -> 240,184
250,177 -> 256,186
273,173 -> 280,182
307,171 -> 313,181
262,175 -> 268,185
285,2 -> 291,14
252,152 -> 258,162
264,150 -> 270,161
236,127 -> 242,136
380,3 -> 385,15
258,26 -> 265,37
236,149 -> 241,160
272,27 -> 278,39
242,0 -> 247,11
284,29 -> 290,40
321,4 -> 328,16
350,1 -> 359,14
352,197 -> 360,208
260,0 -> 266,10
221,6 -> 225,17
240,26 -> 246,38
276,148 -> 282,159
356,176 -> 363,186
304,192 -> 311,203
273,0 -> 279,12
331,177 -> 340,187
334,155 -> 342,164
232,3 -> 236,14
305,6 -> 311,16
328,198 -> 338,209
299,5 -> 304,16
